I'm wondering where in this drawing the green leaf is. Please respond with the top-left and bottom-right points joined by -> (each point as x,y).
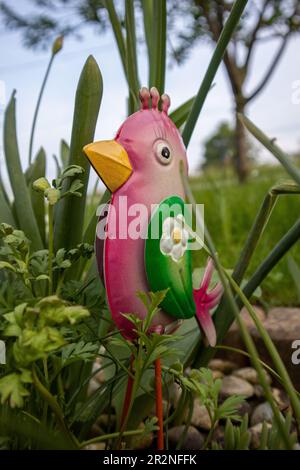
61,341 -> 98,366
169,96 -> 195,129
182,0 -> 248,146
54,56 -> 103,252
0,371 -> 32,408
3,91 -> 43,250
239,114 -> 300,186
125,0 -> 140,113
37,296 -> 90,325
27,148 -> 46,244
149,0 -> 166,95
60,139 -> 69,169
13,327 -> 65,366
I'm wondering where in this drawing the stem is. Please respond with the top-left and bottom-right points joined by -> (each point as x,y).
29,54 -> 55,165
227,273 -> 300,428
155,357 -> 164,450
120,355 -> 135,428
80,427 -> 146,449
180,164 -> 293,449
32,366 -> 78,448
48,204 -> 54,295
182,0 -> 248,146
239,114 -> 300,186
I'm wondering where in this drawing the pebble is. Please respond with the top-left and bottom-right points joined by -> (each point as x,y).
188,400 -> 211,430
251,402 -> 273,426
208,359 -> 238,374
220,375 -> 254,398
168,425 -> 205,450
249,422 -> 272,449
84,442 -> 106,450
272,388 -> 290,411
233,367 -> 271,385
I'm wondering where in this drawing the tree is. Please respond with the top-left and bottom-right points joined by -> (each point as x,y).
202,121 -> 255,172
1,1 -> 300,181
168,0 -> 300,181
202,121 -> 235,169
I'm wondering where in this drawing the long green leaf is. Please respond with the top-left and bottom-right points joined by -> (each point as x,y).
239,114 -> 300,186
169,96 -> 195,129
104,0 -> 127,77
0,182 -> 15,226
3,91 -> 43,250
125,0 -> 140,113
27,147 -> 46,245
54,56 -> 102,251
197,217 -> 300,367
150,0 -> 166,94
141,0 -> 153,83
182,0 -> 248,146
180,165 -> 293,448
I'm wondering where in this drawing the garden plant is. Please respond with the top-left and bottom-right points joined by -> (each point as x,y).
0,0 -> 300,452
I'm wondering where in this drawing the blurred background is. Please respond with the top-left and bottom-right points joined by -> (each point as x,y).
0,0 -> 299,186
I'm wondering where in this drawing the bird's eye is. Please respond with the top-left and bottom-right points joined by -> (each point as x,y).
155,141 -> 172,165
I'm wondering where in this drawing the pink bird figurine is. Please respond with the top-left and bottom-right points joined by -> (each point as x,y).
83,87 -> 222,449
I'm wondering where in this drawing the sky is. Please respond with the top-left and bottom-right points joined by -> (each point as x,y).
0,1 -> 300,193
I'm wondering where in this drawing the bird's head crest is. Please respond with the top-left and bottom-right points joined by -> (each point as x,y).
139,86 -> 171,114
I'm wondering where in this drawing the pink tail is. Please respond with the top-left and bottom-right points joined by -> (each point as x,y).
193,258 -> 223,347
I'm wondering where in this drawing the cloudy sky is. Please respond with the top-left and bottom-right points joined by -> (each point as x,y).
0,1 -> 300,192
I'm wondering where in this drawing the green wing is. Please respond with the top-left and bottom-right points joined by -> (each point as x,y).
145,195 -> 195,319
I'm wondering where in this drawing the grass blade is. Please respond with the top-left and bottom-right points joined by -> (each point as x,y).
239,114 -> 300,186
169,96 -> 195,129
4,91 -> 43,250
0,183 -> 15,226
150,0 -> 166,94
104,0 -> 127,78
140,0 -> 153,84
26,147 -> 46,245
125,0 -> 140,113
182,0 -> 248,146
287,255 -> 300,302
227,273 -> 300,428
54,56 -> 103,251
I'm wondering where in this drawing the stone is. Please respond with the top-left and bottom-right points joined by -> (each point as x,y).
219,306 -> 266,366
212,370 -> 224,380
169,382 -> 182,407
249,422 -> 272,449
272,388 -> 290,411
131,423 -> 153,450
188,400 -> 211,430
251,308 -> 300,390
84,442 -> 106,450
251,402 -> 273,426
235,400 -> 252,418
87,378 -> 100,396
208,359 -> 238,374
168,425 -> 205,450
220,375 -> 254,398
233,367 -> 271,385
253,384 -> 265,398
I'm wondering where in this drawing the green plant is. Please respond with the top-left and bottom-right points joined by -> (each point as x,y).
1,0 -> 300,451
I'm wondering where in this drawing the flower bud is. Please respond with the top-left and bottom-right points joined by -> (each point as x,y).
45,188 -> 60,205
52,36 -> 64,55
32,177 -> 50,193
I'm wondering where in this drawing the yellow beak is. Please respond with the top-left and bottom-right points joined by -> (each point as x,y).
83,140 -> 132,193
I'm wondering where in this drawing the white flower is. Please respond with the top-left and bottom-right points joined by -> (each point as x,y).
160,215 -> 189,262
